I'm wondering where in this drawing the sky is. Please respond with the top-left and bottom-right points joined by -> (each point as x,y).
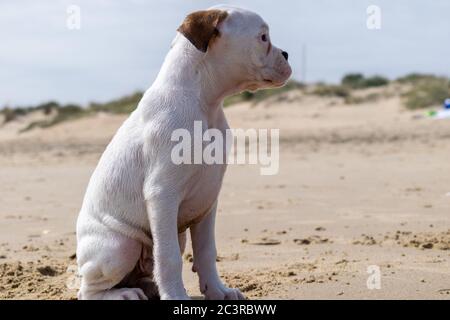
1,0 -> 449,107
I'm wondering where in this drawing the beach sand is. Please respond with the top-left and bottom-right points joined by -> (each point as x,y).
1,86 -> 449,299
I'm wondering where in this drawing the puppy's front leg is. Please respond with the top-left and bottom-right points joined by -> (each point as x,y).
147,196 -> 189,300
190,202 -> 245,300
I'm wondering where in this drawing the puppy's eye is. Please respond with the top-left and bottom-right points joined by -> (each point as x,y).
261,34 -> 267,42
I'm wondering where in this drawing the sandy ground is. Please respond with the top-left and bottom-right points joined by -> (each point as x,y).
0,87 -> 449,299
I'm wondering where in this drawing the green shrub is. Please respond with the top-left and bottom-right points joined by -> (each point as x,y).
7,91 -> 145,131
50,104 -> 86,124
89,91 -> 143,114
1,107 -> 16,123
36,101 -> 60,115
1,101 -> 61,125
0,106 -> 37,123
363,76 -> 389,88
21,104 -> 88,132
403,77 -> 450,110
341,73 -> 364,88
341,73 -> 389,89
19,120 -> 51,132
396,73 -> 439,84
312,84 -> 350,98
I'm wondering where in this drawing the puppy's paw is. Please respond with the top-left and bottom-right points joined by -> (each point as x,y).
203,283 -> 245,300
103,288 -> 148,300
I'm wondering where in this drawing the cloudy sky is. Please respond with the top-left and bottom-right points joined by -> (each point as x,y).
1,0 -> 449,106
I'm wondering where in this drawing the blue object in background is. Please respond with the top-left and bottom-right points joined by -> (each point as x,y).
445,98 -> 450,109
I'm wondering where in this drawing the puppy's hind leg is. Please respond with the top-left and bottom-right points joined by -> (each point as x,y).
120,244 -> 160,299
77,228 -> 148,300
117,232 -> 188,299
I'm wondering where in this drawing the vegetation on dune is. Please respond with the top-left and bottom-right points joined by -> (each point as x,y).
310,73 -> 389,102
1,108 -> 17,123
2,82 -> 305,130
396,73 -> 441,84
20,104 -> 90,132
2,74 -> 450,131
402,76 -> 450,110
312,84 -> 350,98
341,73 -> 364,88
1,92 -> 144,132
362,76 -> 389,88
311,73 -> 450,109
341,73 -> 389,89
89,91 -> 143,114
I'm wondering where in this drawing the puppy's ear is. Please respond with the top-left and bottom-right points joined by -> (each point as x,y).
177,9 -> 228,53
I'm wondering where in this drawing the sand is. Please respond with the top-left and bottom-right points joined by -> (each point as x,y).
1,85 -> 449,299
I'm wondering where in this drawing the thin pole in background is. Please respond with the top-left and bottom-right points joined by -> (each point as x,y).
301,44 -> 307,84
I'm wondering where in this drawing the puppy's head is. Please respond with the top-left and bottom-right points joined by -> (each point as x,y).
178,6 -> 292,91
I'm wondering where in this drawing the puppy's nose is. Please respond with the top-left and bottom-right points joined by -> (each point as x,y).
281,51 -> 289,61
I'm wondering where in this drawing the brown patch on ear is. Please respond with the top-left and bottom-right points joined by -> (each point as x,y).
177,9 -> 228,53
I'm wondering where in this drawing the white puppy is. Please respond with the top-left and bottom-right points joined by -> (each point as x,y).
76,5 -> 291,300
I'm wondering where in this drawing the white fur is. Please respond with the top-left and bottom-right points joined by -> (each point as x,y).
76,5 -> 291,300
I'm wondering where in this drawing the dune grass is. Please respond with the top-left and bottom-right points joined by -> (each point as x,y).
310,73 -> 389,101
402,76 -> 450,110
3,74 -> 450,131
312,84 -> 350,98
89,91 -> 143,114
6,83 -> 305,131
341,73 -> 389,89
